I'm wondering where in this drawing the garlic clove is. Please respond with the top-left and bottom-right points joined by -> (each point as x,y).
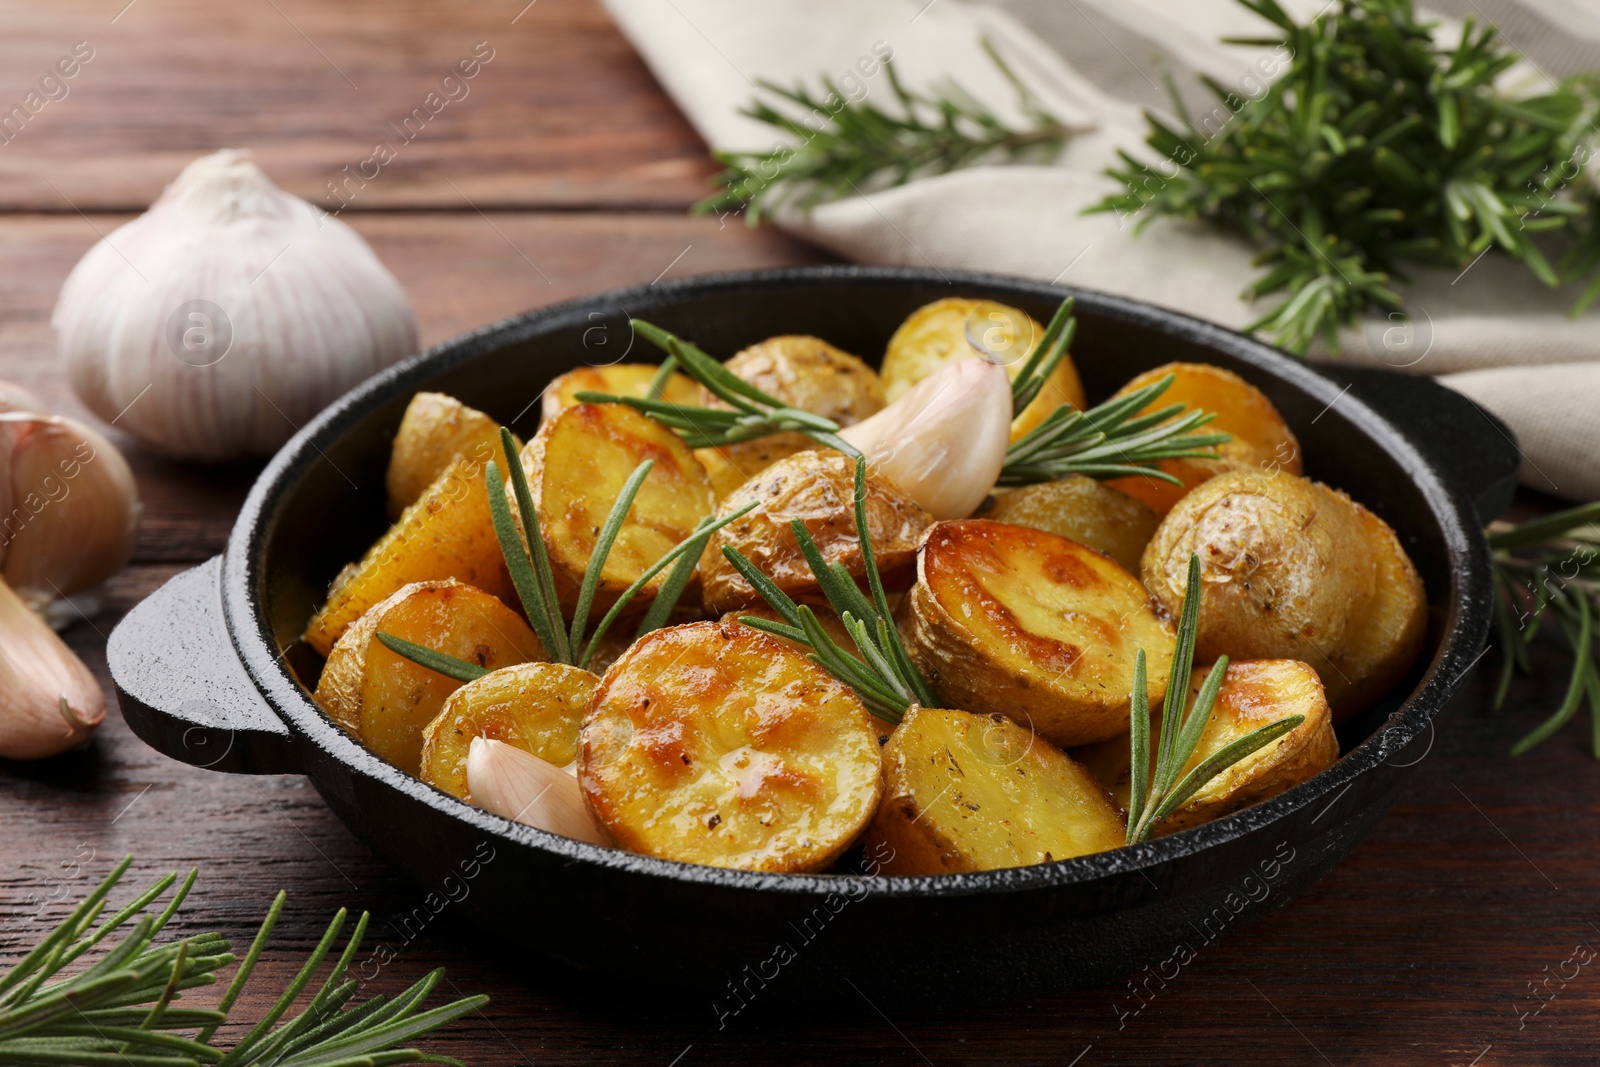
0,574 -> 103,759
0,381 -> 45,415
839,359 -> 1013,520
466,737 -> 610,846
0,412 -> 139,601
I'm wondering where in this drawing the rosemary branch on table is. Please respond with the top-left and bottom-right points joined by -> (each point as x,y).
0,857 -> 483,1067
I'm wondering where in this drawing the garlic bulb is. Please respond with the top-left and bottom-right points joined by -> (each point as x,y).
840,359 -> 1012,520
55,149 -> 417,461
0,574 -> 103,759
466,737 -> 610,845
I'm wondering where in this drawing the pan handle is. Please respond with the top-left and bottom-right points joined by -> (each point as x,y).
1313,365 -> 1521,522
109,556 -> 298,775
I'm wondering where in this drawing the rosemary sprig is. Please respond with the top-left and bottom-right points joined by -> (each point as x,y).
1127,555 -> 1306,843
722,456 -> 936,723
0,858 -> 484,1067
694,41 -> 1079,224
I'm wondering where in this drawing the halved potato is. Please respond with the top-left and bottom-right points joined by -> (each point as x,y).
420,662 -> 598,800
980,475 -> 1159,573
867,706 -> 1125,874
1074,659 -> 1338,834
699,450 -> 933,616
1319,501 -> 1427,720
904,519 -> 1175,748
524,402 -> 715,614
540,363 -> 699,421
314,579 -> 545,774
696,438 -> 815,503
1107,362 -> 1302,514
304,454 -> 516,658
579,621 -> 882,872
881,298 -> 1087,442
385,392 -> 507,520
1140,469 -> 1377,669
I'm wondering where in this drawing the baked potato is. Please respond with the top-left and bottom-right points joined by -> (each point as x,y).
866,706 -> 1125,874
1107,362 -> 1302,514
304,453 -> 516,657
904,519 -> 1175,748
880,298 -> 1087,442
314,579 -> 545,774
1140,469 -> 1377,668
419,662 -> 598,800
1074,659 -> 1338,834
699,450 -> 933,616
385,392 -> 508,519
979,475 -> 1159,573
579,621 -> 882,872
524,402 -> 715,615
540,362 -> 699,421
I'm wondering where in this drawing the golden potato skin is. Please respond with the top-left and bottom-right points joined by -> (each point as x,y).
979,476 -> 1159,573
1108,362 -> 1302,514
719,605 -> 857,656
905,519 -> 1175,749
881,298 -> 1087,442
540,363 -> 698,421
419,662 -> 598,800
525,403 -> 714,613
1076,659 -> 1338,834
314,579 -> 545,774
579,621 -> 882,872
304,453 -> 515,658
386,392 -> 506,520
699,450 -> 934,616
867,707 -> 1125,874
695,438 -> 814,503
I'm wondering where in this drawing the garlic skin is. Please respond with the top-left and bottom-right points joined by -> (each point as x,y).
0,574 -> 103,759
840,359 -> 1012,520
55,150 -> 418,461
466,737 -> 610,846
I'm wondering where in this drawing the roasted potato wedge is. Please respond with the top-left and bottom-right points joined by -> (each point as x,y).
579,621 -> 882,872
385,392 -> 507,520
1108,362 -> 1302,514
699,450 -> 933,616
540,363 -> 699,421
867,707 -> 1125,874
315,579 -> 545,774
905,520 -> 1175,748
304,453 -> 515,657
979,475 -> 1159,573
881,298 -> 1087,442
419,662 -> 598,800
1141,469 -> 1377,669
1075,659 -> 1338,834
1319,501 -> 1427,719
525,402 -> 715,614
695,438 -> 815,503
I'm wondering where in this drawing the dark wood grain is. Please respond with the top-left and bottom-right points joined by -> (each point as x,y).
0,2 -> 1593,1065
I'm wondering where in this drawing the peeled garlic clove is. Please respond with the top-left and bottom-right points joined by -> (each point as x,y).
54,149 -> 418,461
839,359 -> 1012,520
0,575 -> 103,759
466,737 -> 610,846
0,412 -> 139,601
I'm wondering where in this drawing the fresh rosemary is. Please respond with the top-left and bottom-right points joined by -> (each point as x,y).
1090,0 -> 1600,355
1127,555 -> 1306,843
0,857 -> 483,1067
694,41 -> 1079,224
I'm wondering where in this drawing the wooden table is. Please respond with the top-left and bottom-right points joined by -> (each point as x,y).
0,3 -> 1593,1064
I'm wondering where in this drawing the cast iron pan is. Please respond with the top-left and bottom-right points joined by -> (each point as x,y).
108,267 -> 1518,1006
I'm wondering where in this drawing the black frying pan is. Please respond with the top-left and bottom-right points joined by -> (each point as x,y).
108,267 -> 1518,1004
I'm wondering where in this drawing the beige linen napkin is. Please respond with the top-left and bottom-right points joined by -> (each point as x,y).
603,0 -> 1600,500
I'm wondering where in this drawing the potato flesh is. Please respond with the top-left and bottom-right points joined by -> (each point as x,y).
313,579 -> 545,774
906,519 -> 1174,748
981,475 -> 1159,574
304,453 -> 515,657
526,403 -> 714,612
385,392 -> 505,521
699,450 -> 933,615
540,363 -> 699,421
420,662 -> 598,800
867,707 -> 1125,874
579,621 -> 882,872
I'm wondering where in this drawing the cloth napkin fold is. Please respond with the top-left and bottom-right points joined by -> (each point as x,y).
603,0 -> 1600,501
